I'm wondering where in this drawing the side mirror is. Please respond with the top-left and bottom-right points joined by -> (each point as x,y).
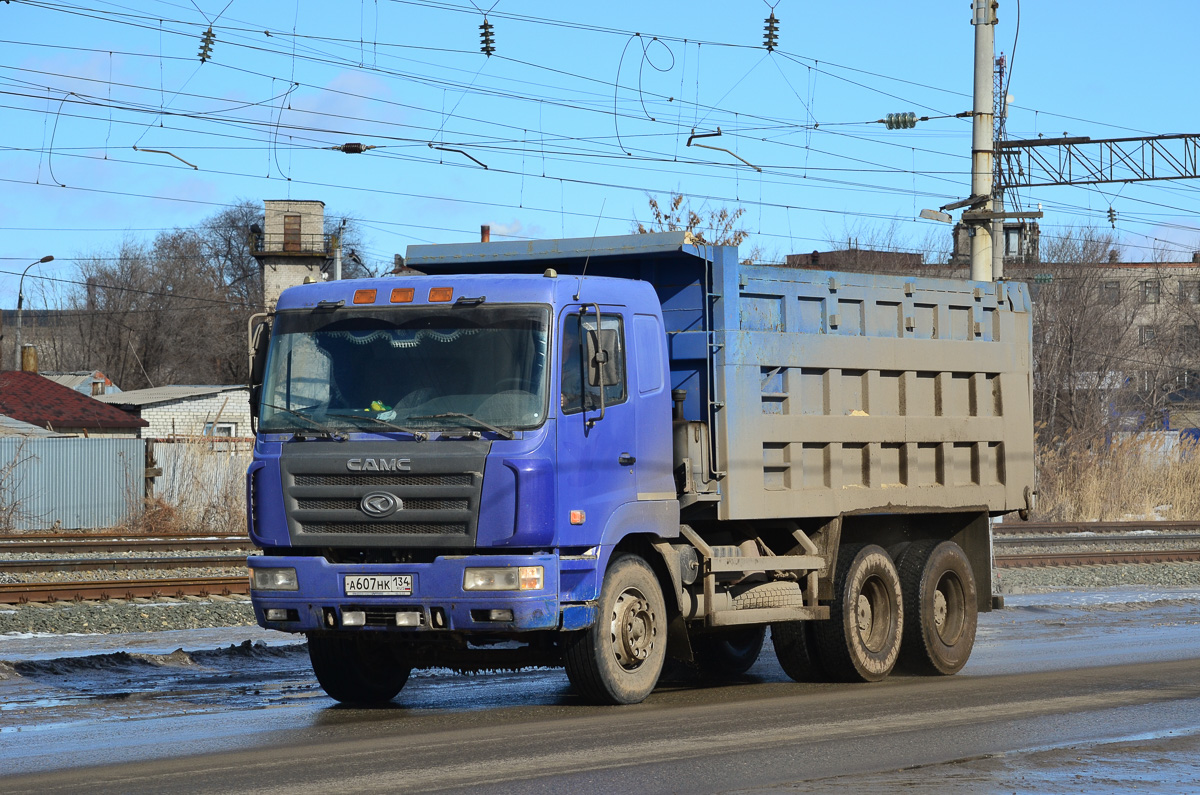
248,314 -> 272,424
585,327 -> 620,387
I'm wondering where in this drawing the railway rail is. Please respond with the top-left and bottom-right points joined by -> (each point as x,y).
0,576 -> 249,604
994,533 -> 1200,548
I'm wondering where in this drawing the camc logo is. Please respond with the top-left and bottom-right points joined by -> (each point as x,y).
360,492 -> 402,517
346,458 -> 411,471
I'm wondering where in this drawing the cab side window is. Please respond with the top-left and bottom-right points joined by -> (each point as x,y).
561,313 -> 627,414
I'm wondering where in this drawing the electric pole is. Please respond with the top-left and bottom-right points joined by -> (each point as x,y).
970,0 -> 997,282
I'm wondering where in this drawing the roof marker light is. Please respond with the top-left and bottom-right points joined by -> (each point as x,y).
429,287 -> 453,302
353,289 -> 377,304
391,288 -> 415,303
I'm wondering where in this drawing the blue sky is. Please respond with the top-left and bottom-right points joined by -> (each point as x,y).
3,0 -> 1199,303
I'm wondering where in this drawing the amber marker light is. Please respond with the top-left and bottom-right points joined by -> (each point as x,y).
391,287 -> 415,303
353,289 -> 377,304
569,510 -> 586,525
428,287 -> 454,302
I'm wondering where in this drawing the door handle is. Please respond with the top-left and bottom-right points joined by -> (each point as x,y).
619,453 -> 636,466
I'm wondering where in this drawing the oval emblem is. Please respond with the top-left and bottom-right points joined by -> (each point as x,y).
360,491 -> 401,518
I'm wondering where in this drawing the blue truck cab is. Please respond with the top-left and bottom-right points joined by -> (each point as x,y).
248,232 -> 1035,705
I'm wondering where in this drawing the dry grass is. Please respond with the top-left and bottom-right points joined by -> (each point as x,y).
1034,433 -> 1200,522
123,441 -> 250,534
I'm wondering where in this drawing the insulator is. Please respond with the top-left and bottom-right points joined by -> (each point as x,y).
763,13 -> 779,52
885,112 -> 917,130
198,26 -> 215,63
479,18 -> 495,56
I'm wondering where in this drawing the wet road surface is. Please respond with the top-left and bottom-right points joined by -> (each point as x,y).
1,588 -> 1199,793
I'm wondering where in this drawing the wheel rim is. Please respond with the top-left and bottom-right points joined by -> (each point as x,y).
855,576 -> 893,654
610,587 -> 657,670
933,571 -> 966,645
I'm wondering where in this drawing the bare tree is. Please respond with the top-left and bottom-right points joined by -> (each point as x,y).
51,201 -> 382,388
1005,226 -> 1169,445
634,192 -> 749,247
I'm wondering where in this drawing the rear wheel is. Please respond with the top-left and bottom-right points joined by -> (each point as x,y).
896,539 -> 978,675
812,543 -> 903,682
770,621 -> 828,682
307,633 -> 412,704
564,555 -> 667,705
692,626 -> 766,678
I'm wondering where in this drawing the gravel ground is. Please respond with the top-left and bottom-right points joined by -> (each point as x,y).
0,595 -> 256,635
996,561 -> 1200,593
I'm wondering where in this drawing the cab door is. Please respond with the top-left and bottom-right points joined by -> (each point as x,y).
555,305 -> 636,548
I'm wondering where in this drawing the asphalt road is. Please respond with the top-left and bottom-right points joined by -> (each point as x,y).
2,590 -> 1199,794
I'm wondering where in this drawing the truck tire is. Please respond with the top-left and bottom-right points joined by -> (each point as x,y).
812,543 -> 903,683
896,539 -> 978,675
563,554 -> 667,705
770,621 -> 828,682
307,633 -> 412,704
730,580 -> 805,610
691,626 -> 766,678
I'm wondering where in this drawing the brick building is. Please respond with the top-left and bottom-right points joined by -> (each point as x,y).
94,385 -> 251,440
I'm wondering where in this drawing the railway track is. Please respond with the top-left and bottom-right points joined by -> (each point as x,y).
0,532 -> 254,604
0,534 -> 251,554
992,520 -> 1200,568
0,576 -> 250,604
0,522 -> 1196,604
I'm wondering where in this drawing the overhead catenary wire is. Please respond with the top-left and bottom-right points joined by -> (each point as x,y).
2,0 -> 1197,263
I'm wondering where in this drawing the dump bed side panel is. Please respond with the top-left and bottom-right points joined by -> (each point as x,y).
706,261 -> 1033,522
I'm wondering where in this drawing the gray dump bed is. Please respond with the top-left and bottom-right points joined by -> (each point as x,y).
407,232 -> 1036,523
706,260 -> 1034,522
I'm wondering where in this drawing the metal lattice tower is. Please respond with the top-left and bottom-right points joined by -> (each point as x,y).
993,54 -> 1011,210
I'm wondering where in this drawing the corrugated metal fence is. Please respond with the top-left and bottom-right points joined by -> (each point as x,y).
0,437 -> 144,531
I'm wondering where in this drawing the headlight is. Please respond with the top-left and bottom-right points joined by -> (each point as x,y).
463,566 -> 543,591
251,567 -> 298,591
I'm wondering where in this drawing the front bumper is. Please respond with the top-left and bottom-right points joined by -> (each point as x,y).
249,553 -> 594,633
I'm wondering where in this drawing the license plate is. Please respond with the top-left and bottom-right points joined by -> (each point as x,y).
343,574 -> 413,596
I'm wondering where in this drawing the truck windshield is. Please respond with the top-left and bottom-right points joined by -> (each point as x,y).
259,304 -> 550,435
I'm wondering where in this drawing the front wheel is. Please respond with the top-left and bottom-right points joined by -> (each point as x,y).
896,539 -> 978,675
307,633 -> 412,704
564,555 -> 667,705
812,543 -> 903,683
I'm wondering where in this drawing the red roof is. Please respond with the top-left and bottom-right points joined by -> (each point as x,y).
0,371 -> 148,431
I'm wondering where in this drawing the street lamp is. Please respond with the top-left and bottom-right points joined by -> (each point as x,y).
16,255 -> 54,369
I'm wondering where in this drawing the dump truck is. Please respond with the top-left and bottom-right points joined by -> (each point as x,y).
246,232 -> 1034,705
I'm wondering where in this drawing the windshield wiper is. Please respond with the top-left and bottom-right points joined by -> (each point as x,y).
262,403 -> 347,441
407,412 -> 515,440
326,412 -> 428,440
